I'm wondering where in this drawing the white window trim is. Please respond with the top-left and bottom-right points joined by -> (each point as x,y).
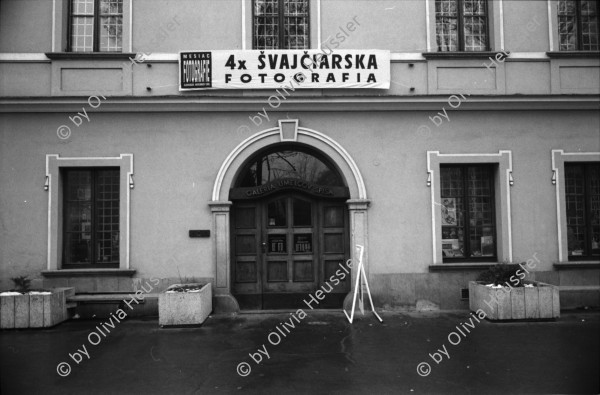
427,150 -> 513,264
551,150 -> 600,262
45,154 -> 134,270
548,0 -> 555,51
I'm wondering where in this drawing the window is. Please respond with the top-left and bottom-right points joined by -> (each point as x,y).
558,0 -> 599,51
236,148 -> 344,188
435,0 -> 489,52
69,0 -> 123,52
253,0 -> 309,49
565,163 -> 600,260
63,168 -> 120,267
440,165 -> 496,261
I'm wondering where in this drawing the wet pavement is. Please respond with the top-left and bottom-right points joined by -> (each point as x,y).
1,310 -> 599,394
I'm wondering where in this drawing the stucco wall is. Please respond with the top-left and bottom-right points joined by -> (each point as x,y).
1,109 -> 598,291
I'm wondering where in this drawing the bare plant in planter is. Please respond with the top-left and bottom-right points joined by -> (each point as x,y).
0,276 -> 72,329
469,262 -> 560,321
158,282 -> 212,327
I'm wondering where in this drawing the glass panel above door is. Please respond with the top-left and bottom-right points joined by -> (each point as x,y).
236,148 -> 345,187
230,146 -> 350,200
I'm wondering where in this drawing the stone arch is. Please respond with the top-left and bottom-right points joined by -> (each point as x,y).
209,120 -> 370,312
212,120 -> 366,201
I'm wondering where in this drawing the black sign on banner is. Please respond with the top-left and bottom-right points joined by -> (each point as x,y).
180,52 -> 212,89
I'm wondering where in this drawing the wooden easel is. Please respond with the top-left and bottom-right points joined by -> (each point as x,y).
343,244 -> 383,323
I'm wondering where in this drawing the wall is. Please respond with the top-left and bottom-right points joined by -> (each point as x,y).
1,108 -> 598,292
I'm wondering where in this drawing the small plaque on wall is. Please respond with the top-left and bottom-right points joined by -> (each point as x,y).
189,230 -> 210,238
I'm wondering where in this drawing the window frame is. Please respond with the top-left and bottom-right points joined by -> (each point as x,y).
67,0 -> 124,53
552,150 -> 600,263
428,150 -> 513,265
45,154 -> 133,271
565,162 -> 600,261
252,0 -> 311,50
558,0 -> 600,51
440,164 -> 498,263
435,0 -> 491,52
62,167 -> 121,268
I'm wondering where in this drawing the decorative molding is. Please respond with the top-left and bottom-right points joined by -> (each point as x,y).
546,51 -> 600,58
279,119 -> 299,141
52,0 -> 56,52
208,201 -> 233,212
42,269 -> 136,277
422,51 -> 510,59
553,262 -> 600,269
346,199 -> 371,211
499,0 -> 505,50
505,52 -> 550,60
241,0 -> 246,50
45,52 -> 137,60
0,53 -> 51,63
551,150 -> 600,262
212,124 -> 367,201
548,0 -> 554,51
317,0 -> 321,50
425,0 -> 431,53
128,0 -> 133,52
1,96 -> 598,113
2,51 -> 595,63
429,263 -> 498,271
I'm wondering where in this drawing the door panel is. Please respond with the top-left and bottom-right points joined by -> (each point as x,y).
232,194 -> 349,309
232,204 -> 261,296
263,195 -> 317,294
319,201 -> 351,303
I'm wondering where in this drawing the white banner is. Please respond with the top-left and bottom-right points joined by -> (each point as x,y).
179,50 -> 390,90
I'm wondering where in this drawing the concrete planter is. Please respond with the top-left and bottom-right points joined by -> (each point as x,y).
469,281 -> 560,321
0,288 -> 72,329
159,283 -> 212,327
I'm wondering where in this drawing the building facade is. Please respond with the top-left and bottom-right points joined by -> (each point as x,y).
1,0 -> 599,314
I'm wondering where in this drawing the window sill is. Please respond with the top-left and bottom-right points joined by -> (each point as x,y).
422,51 -> 507,60
553,262 -> 600,269
546,51 -> 600,59
42,269 -> 136,277
45,52 -> 137,60
429,263 -> 498,271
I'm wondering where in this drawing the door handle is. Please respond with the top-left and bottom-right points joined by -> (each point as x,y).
261,242 -> 267,253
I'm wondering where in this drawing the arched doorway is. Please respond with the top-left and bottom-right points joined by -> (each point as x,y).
229,146 -> 351,309
209,120 -> 370,313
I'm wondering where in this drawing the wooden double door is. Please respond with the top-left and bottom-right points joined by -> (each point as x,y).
232,193 -> 349,310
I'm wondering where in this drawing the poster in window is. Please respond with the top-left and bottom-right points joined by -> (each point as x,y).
81,222 -> 91,240
481,236 -> 494,256
268,235 -> 286,253
441,198 -> 457,226
442,238 -> 460,257
294,234 -> 312,253
442,227 -> 458,240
